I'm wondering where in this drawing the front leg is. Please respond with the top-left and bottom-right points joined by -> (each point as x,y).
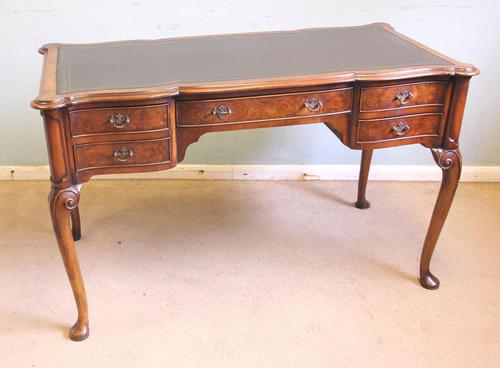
49,186 -> 89,340
419,149 -> 462,290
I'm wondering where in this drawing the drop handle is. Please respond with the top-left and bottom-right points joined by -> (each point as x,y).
212,105 -> 232,119
109,114 -> 130,128
304,98 -> 322,112
392,122 -> 410,136
113,147 -> 134,161
394,90 -> 413,105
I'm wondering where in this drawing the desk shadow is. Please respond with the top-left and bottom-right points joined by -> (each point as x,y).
273,181 -> 354,207
0,308 -> 69,339
358,252 -> 419,286
324,233 -> 420,286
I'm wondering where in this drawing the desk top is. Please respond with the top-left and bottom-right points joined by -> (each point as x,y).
32,23 -> 478,110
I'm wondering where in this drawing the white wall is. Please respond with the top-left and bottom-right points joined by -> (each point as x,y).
1,0 -> 498,166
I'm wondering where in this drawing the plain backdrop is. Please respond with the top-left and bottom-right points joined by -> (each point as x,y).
1,0 -> 498,166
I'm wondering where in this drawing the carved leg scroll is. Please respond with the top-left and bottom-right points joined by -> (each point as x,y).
419,149 -> 462,290
49,186 -> 89,340
355,149 -> 373,209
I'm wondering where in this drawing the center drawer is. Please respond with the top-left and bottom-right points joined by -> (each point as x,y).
176,88 -> 352,127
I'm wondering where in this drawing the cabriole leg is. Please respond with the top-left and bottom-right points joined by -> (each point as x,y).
355,149 -> 373,209
419,148 -> 462,290
49,186 -> 89,341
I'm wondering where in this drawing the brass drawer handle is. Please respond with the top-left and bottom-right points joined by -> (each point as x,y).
113,147 -> 134,161
304,98 -> 322,112
392,122 -> 410,136
212,105 -> 232,119
394,90 -> 413,105
109,114 -> 130,128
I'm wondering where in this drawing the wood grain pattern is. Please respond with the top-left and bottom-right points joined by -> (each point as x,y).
177,88 -> 352,127
357,113 -> 442,144
74,138 -> 171,172
360,81 -> 447,112
70,104 -> 168,136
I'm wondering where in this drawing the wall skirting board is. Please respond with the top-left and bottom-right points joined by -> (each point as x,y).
1,165 -> 500,182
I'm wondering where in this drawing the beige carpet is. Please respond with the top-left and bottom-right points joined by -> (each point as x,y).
1,180 -> 499,367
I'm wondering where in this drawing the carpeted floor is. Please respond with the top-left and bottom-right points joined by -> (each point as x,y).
1,180 -> 499,367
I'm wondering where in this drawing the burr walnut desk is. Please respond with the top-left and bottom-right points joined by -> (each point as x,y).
31,23 -> 478,341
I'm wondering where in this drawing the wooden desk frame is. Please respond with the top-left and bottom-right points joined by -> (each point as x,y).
31,23 -> 478,341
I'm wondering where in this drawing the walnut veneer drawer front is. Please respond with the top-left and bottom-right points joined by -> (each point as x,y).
177,88 -> 352,127
360,82 -> 447,112
357,113 -> 442,143
74,138 -> 170,171
70,105 -> 168,136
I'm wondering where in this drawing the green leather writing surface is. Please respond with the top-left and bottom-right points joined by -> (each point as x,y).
56,24 -> 452,94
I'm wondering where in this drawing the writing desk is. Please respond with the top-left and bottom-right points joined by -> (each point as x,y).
31,23 -> 478,341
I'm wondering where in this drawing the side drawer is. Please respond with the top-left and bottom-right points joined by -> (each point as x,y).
357,113 -> 442,144
70,104 -> 168,136
176,88 -> 352,127
360,81 -> 447,112
74,138 -> 170,171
